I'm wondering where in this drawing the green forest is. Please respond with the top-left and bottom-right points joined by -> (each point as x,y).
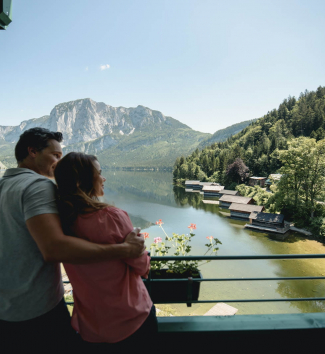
173,86 -> 325,237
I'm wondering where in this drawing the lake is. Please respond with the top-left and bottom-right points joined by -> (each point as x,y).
2,169 -> 325,316
102,170 -> 325,316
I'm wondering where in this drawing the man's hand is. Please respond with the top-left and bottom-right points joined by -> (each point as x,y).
124,227 -> 145,258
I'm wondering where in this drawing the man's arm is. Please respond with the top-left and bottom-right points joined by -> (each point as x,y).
26,213 -> 145,264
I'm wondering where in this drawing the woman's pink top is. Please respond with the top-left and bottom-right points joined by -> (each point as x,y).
63,206 -> 152,343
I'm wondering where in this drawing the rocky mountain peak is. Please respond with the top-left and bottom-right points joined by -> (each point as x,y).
0,98 -> 187,146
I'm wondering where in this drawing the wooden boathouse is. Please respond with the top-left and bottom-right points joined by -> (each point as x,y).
199,182 -> 221,189
229,203 -> 265,219
203,188 -> 239,198
219,195 -> 254,208
249,212 -> 284,228
218,189 -> 239,196
245,211 -> 289,233
185,180 -> 201,189
202,185 -> 225,196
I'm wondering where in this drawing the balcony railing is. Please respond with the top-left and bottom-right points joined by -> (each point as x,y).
64,254 -> 325,307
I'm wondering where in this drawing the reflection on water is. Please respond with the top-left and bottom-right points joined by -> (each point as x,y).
104,170 -> 178,207
128,215 -> 153,230
102,171 -> 325,315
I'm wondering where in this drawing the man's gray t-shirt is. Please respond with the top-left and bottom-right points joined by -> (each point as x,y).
0,168 -> 64,321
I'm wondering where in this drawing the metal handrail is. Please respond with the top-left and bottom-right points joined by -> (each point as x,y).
64,254 -> 325,306
142,276 -> 325,282
151,254 -> 325,260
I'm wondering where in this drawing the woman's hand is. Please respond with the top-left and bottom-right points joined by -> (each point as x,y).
124,227 -> 145,258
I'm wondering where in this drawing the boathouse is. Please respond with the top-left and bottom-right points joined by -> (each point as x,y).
185,188 -> 201,193
249,211 -> 285,229
185,180 -> 201,189
199,182 -> 220,189
219,195 -> 254,208
229,203 -> 265,219
202,185 -> 225,196
218,189 -> 239,196
248,176 -> 267,187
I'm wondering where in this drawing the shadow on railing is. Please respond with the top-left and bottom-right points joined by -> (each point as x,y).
64,254 -> 325,307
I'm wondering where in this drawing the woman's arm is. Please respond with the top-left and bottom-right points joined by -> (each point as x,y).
122,250 -> 151,277
100,208 -> 151,276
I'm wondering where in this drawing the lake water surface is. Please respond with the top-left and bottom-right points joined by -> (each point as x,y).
102,170 -> 325,316
2,169 -> 325,316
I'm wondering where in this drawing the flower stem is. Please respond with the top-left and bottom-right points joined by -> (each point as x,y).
160,225 -> 169,239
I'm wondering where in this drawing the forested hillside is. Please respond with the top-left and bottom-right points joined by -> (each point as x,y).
197,119 -> 256,149
173,86 -> 325,185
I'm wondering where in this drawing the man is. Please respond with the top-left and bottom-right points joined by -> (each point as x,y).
0,128 -> 145,352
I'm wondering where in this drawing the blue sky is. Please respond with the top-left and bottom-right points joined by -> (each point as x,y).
1,0 -> 325,133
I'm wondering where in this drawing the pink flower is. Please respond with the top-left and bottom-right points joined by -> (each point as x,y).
188,223 -> 197,230
143,233 -> 149,239
206,236 -> 213,240
154,237 -> 162,244
156,219 -> 164,226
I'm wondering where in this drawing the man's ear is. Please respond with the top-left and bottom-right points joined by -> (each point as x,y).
27,146 -> 38,158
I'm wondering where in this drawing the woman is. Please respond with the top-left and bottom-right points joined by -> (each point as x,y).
54,152 -> 156,351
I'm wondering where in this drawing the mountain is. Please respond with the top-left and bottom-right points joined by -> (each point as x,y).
0,99 -> 191,146
0,99 -> 210,168
0,98 -> 259,169
198,119 -> 257,149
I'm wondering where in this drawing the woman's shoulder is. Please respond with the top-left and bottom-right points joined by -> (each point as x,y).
78,206 -> 120,217
73,206 -> 132,240
101,206 -> 128,217
80,206 -> 129,222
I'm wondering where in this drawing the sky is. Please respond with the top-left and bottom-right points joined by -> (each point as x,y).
1,0 -> 325,133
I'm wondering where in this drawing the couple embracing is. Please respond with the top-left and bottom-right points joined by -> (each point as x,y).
0,128 -> 157,353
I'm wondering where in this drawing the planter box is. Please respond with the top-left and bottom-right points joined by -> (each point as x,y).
144,269 -> 202,307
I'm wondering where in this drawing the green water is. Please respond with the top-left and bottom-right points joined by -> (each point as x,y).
102,170 -> 325,316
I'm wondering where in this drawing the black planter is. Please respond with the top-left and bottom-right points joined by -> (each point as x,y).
144,269 -> 202,307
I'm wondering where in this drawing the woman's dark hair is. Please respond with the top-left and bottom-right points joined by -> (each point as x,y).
15,127 -> 63,163
54,152 -> 109,232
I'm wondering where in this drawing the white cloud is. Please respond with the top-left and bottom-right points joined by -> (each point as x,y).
100,64 -> 110,70
85,66 -> 89,71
